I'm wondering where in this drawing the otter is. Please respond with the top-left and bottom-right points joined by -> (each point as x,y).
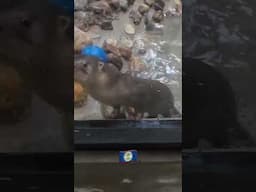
75,55 -> 179,118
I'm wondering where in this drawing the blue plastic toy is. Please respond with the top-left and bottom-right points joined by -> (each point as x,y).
81,45 -> 109,63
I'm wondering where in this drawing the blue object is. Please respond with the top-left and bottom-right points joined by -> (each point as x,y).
81,45 -> 109,63
119,150 -> 138,163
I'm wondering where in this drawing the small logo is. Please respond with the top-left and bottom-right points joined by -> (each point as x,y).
124,151 -> 133,162
119,150 -> 138,163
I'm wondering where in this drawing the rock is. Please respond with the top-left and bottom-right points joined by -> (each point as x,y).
129,10 -> 142,25
144,0 -> 154,7
107,0 -> 120,10
119,37 -> 133,48
138,4 -> 150,15
74,81 -> 87,107
74,11 -> 87,21
153,0 -> 165,11
89,0 -> 112,16
165,0 -> 182,17
74,11 -> 92,32
120,0 -> 128,11
75,0 -> 88,10
106,38 -> 118,46
130,57 -> 146,72
152,10 -> 164,23
175,0 -> 182,15
100,20 -> 113,30
165,8 -> 177,17
89,25 -> 101,34
127,0 -> 135,6
74,27 -> 93,53
134,39 -> 146,54
103,41 -> 121,56
124,24 -> 135,35
107,53 -> 123,71
119,47 -> 132,60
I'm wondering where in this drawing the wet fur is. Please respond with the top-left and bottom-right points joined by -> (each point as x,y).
75,55 -> 179,117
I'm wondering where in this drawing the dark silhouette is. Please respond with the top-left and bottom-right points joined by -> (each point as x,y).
183,58 -> 254,148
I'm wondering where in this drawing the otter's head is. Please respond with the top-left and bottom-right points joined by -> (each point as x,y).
74,55 -> 105,84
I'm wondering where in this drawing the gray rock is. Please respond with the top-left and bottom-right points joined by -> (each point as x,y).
153,0 -> 165,11
120,0 -> 128,11
101,21 -> 113,30
144,0 -> 154,7
75,0 -> 88,10
138,4 -> 150,15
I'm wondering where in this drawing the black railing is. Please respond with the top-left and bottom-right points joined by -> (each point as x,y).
74,119 -> 182,150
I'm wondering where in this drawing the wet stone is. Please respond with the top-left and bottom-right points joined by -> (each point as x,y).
138,4 -> 150,15
127,0 -> 135,6
153,0 -> 165,11
153,10 -> 164,23
124,24 -> 135,35
119,47 -> 132,60
144,0 -> 154,7
120,0 -> 128,11
129,10 -> 142,25
108,0 -> 120,10
100,20 -> 113,30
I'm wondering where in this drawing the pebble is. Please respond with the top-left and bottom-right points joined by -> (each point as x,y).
153,10 -> 164,23
124,24 -> 135,35
153,0 -> 165,11
106,38 -> 118,46
120,0 -> 128,11
100,20 -> 113,30
119,37 -> 133,48
134,39 -> 146,54
74,26 -> 93,52
138,4 -> 150,15
130,57 -> 146,72
127,0 -> 135,6
108,0 -> 120,10
74,81 -> 87,107
74,0 -> 88,10
129,10 -> 142,25
144,0 -> 154,7
119,47 -> 132,60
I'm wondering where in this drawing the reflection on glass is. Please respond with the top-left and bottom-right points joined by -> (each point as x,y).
183,0 -> 256,148
0,0 -> 73,152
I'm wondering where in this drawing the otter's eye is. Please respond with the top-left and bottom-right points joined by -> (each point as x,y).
83,63 -> 87,68
20,18 -> 32,28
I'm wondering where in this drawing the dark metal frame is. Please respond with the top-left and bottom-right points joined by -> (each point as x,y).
74,119 -> 182,150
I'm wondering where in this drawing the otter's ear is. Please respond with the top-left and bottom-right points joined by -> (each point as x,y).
57,15 -> 70,32
98,61 -> 105,71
